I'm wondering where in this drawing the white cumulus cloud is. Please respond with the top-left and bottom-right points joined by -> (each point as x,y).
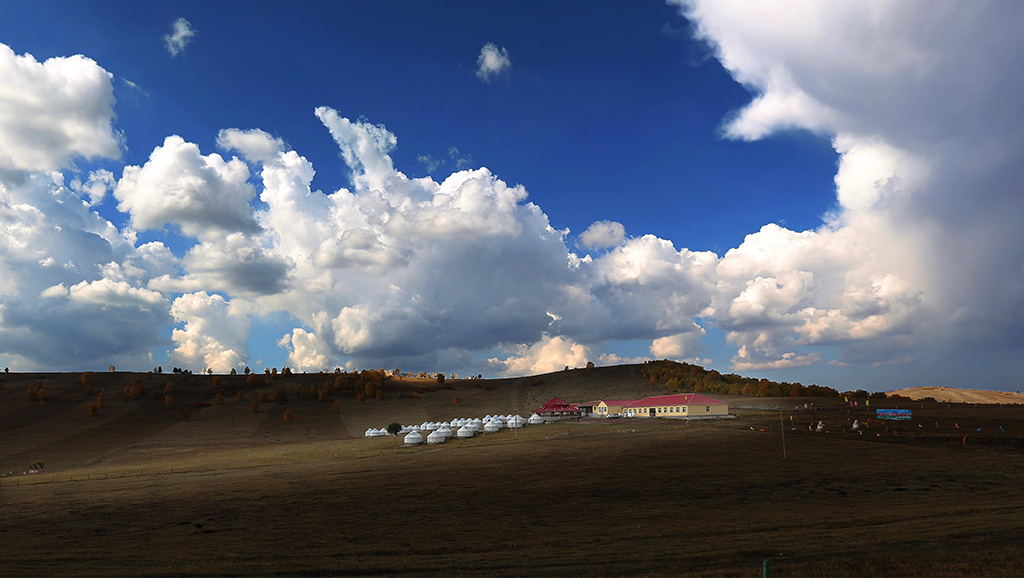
0,43 -> 120,173
579,220 -> 626,249
164,17 -> 196,57
115,136 -> 259,241
476,42 -> 511,81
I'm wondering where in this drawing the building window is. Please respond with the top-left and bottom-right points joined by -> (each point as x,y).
705,405 -> 710,412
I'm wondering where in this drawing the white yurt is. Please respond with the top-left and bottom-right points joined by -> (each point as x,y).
436,426 -> 453,439
466,422 -> 480,433
471,418 -> 483,426
528,413 -> 545,425
507,415 -> 526,428
426,430 -> 446,444
456,425 -> 475,438
364,428 -> 376,437
404,431 -> 424,445
483,421 -> 501,433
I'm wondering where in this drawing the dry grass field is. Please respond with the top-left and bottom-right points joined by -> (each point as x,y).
2,366 -> 1024,577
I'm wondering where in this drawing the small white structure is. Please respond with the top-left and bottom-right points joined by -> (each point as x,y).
528,413 -> 545,425
483,421 -> 501,433
436,426 -> 453,439
507,415 -> 526,428
816,420 -> 825,432
404,431 -> 424,445
426,430 -> 446,444
852,420 -> 860,431
456,426 -> 475,438
364,428 -> 377,438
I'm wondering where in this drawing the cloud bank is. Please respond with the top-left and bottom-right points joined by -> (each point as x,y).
1,0 -> 1022,389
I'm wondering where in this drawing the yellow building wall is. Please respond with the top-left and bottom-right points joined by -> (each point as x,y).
631,403 -> 729,417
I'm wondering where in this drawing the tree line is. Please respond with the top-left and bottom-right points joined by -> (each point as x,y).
641,360 -> 848,398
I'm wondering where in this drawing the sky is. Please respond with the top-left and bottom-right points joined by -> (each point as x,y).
1,1 -> 1022,391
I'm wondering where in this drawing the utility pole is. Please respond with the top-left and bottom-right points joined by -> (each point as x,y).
779,409 -> 787,459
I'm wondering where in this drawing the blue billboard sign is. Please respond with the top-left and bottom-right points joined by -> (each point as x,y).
876,409 -> 912,421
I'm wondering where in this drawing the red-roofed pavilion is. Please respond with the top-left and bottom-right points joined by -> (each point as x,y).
533,397 -> 580,417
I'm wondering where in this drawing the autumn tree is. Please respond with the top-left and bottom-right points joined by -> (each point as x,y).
250,402 -> 259,413
282,409 -> 294,422
331,399 -> 340,412
87,403 -> 98,416
165,395 -> 175,408
452,395 -> 461,405
96,392 -> 105,408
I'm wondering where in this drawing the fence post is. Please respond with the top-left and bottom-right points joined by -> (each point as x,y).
763,559 -> 770,578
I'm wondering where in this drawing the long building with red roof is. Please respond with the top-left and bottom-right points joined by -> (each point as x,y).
622,393 -> 728,418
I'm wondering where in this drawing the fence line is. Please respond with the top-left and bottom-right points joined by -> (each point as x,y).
0,465 -> 212,487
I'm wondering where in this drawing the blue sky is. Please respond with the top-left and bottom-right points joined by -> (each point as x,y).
1,2 -> 1022,391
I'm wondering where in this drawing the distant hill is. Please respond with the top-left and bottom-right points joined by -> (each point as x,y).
888,386 -> 1024,404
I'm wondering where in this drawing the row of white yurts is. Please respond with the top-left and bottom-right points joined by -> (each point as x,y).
364,413 -> 547,444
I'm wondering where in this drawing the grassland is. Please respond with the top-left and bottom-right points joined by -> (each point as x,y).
2,366 -> 1024,577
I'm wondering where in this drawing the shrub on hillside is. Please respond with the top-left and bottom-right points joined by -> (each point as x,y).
250,402 -> 259,413
452,395 -> 461,405
96,393 -> 105,408
331,399 -> 340,412
237,390 -> 244,401
282,409 -> 294,422
165,395 -> 175,408
87,403 -> 98,416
